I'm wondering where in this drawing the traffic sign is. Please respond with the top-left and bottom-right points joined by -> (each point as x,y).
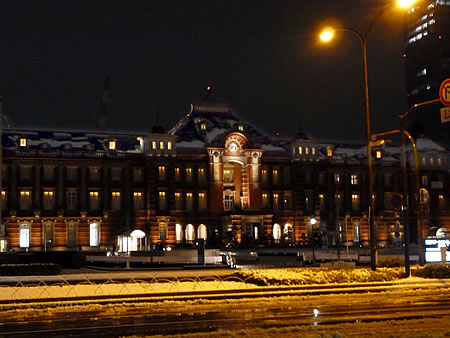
390,193 -> 403,210
441,107 -> 450,123
439,78 -> 450,106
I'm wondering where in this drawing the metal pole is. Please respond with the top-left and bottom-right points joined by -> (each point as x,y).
362,39 -> 377,271
400,118 -> 410,277
0,95 -> 2,248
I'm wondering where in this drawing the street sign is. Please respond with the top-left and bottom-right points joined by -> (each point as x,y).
439,78 -> 450,106
441,106 -> 450,123
390,193 -> 403,210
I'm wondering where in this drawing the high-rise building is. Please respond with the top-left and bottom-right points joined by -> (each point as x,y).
405,0 -> 450,146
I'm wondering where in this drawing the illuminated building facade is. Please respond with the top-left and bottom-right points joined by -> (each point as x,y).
0,103 -> 448,252
405,0 -> 450,146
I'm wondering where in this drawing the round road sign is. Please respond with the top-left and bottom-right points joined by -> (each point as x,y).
439,78 -> 450,106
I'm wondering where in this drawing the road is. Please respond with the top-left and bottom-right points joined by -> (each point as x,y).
1,282 -> 450,337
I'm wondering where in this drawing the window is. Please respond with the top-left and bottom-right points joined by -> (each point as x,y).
261,169 -> 267,183
438,158 -> 442,166
224,190 -> 234,211
42,222 -> 54,248
159,141 -> 164,150
319,193 -> 325,213
305,191 -> 313,213
186,192 -> 193,211
439,195 -> 446,210
133,191 -> 144,210
19,137 -> 27,147
175,192 -> 182,210
159,222 -> 168,241
312,147 -> 316,155
43,190 -> 55,210
108,140 -> 116,150
334,173 -> 341,183
200,122 -> 207,130
198,168 -> 206,184
67,167 -> 78,181
238,125 -> 244,131
19,166 -> 32,180
421,175 -> 428,186
111,167 -> 122,182
298,146 -> 303,155
327,147 -> 333,157
319,172 -> 326,185
198,192 -> 207,211
186,168 -> 192,183
351,174 -> 359,185
111,191 -> 121,211
185,224 -> 195,243
152,141 -> 157,150
89,191 -> 100,210
67,222 -> 77,247
262,192 -> 269,208
223,168 -> 233,183
158,191 -> 167,210
353,222 -> 360,242
351,194 -> 360,212
158,166 -> 166,180
175,167 -> 180,182
20,190 -> 31,210
66,190 -> 78,210
376,150 -> 382,159
335,193 -> 343,214
89,167 -> 100,181
176,224 -> 183,243
283,167 -> 291,185
43,167 -> 55,181
384,193 -> 392,210
1,190 -> 6,210
283,191 -> 292,209
272,169 -> 279,185
198,224 -> 207,240
89,222 -> 100,246
384,173 -> 392,186
305,147 -> 309,155
167,141 -> 172,150
19,224 -> 30,248
273,193 -> 279,210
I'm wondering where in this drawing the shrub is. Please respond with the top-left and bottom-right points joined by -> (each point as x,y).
0,263 -> 61,276
377,256 -> 404,268
413,264 -> 450,279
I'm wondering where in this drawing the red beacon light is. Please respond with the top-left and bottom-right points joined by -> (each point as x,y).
206,86 -> 212,91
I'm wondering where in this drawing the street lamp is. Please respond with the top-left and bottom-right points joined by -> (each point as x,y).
319,0 -> 416,271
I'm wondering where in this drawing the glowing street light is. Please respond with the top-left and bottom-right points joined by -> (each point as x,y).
318,0 -> 416,271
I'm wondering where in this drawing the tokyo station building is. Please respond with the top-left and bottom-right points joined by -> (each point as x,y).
0,102 -> 448,253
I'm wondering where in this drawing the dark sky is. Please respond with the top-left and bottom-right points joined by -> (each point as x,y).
0,0 -> 409,141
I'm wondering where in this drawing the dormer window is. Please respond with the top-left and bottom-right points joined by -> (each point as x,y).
108,140 -> 116,150
238,124 -> 244,131
152,141 -> 157,150
327,147 -> 333,157
63,143 -> 72,151
200,122 -> 207,131
167,141 -> 172,150
305,147 -> 309,155
159,141 -> 164,150
376,150 -> 382,159
19,137 -> 27,147
298,146 -> 303,155
312,147 -> 316,155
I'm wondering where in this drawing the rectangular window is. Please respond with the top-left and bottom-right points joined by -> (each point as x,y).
198,168 -> 206,184
335,193 -> 343,214
67,222 -> 77,247
421,175 -> 428,186
261,169 -> 267,183
89,167 -> 100,181
198,192 -> 207,211
108,140 -> 116,150
19,137 -> 27,147
327,147 -> 333,157
439,194 -> 446,210
186,192 -> 193,211
353,222 -> 360,242
19,224 -> 30,248
133,191 -> 144,210
351,194 -> 360,212
152,141 -> 157,150
159,141 -> 164,150
284,167 -> 291,185
158,166 -> 166,180
272,169 -> 279,185
158,191 -> 166,210
223,169 -> 233,183
376,150 -> 382,159
20,191 -> 31,210
20,166 -> 32,180
273,193 -> 279,210
319,172 -> 326,185
175,167 -> 180,182
89,222 -> 99,247
312,147 -> 316,155
305,191 -> 313,213
262,192 -> 269,208
1,190 -> 6,210
133,168 -> 143,182
167,141 -> 172,150
186,168 -> 192,183
111,167 -> 122,182
384,173 -> 392,186
43,190 -> 55,210
89,191 -> 100,210
384,193 -> 392,210
283,191 -> 292,209
43,166 -> 55,181
111,191 -> 121,211
305,168 -> 311,184
67,167 -> 78,181
334,173 -> 341,183
319,193 -> 326,213
305,147 -> 309,155
175,192 -> 182,210
298,146 -> 302,155
66,190 -> 78,210
351,174 -> 359,185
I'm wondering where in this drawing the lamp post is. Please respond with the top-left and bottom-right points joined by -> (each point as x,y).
320,0 -> 416,271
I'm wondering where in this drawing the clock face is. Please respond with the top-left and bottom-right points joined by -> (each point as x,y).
229,142 -> 238,153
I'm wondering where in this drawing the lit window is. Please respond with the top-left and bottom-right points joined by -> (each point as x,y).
186,168 -> 192,182
262,193 -> 269,207
175,167 -> 180,181
159,141 -> 164,150
200,122 -> 207,130
89,191 -> 100,210
158,191 -> 166,210
298,146 -> 303,155
198,168 -> 206,183
422,175 -> 428,186
19,137 -> 27,147
89,222 -> 99,247
159,166 -> 166,180
108,140 -> 116,150
430,158 -> 434,165
20,224 -> 30,248
89,167 -> 100,181
305,147 -> 309,155
438,158 -> 442,166
273,169 -> 279,184
167,141 -> 172,150
261,169 -> 267,183
1,190 -> 6,210
351,174 -> 359,185
198,192 -> 207,211
273,193 -> 279,210
20,191 -> 31,210
176,224 -> 183,242
152,141 -> 156,150
327,147 -> 333,157
224,190 -> 234,211
133,168 -> 143,182
66,190 -> 78,210
43,191 -> 55,210
376,150 -> 382,159
334,173 -> 341,183
352,194 -> 360,212
238,125 -> 244,131
175,192 -> 182,210
186,192 -> 193,211
198,224 -> 207,240
312,147 -> 316,155
223,169 -> 233,183
111,191 -> 121,211
133,191 -> 144,210
319,193 -> 325,212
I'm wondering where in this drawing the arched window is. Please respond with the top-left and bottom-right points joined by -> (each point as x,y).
185,224 -> 195,243
273,223 -> 281,243
283,223 -> 293,243
198,224 -> 207,240
176,224 -> 183,243
223,189 -> 234,211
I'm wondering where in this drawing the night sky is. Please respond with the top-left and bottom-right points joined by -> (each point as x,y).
0,0 -> 409,141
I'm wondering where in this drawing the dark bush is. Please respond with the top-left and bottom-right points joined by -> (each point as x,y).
413,264 -> 450,278
0,263 -> 61,276
377,256 -> 404,268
